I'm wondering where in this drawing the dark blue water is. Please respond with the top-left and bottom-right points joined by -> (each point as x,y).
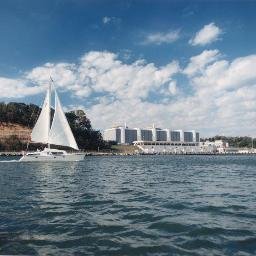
0,155 -> 256,256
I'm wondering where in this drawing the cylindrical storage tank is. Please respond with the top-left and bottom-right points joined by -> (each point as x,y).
136,128 -> 142,141
120,127 -> 125,144
152,128 -> 157,141
179,130 -> 184,142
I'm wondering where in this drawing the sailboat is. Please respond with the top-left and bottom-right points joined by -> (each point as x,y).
19,82 -> 85,162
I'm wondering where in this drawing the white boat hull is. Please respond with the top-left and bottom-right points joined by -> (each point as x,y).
19,148 -> 85,162
19,154 -> 84,162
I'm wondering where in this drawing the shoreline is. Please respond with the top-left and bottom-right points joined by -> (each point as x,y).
1,151 -> 256,157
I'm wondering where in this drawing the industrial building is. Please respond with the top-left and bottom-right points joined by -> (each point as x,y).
103,126 -> 256,154
103,125 -> 200,145
103,125 -> 200,154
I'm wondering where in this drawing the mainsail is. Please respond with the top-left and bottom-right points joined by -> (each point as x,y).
31,84 -> 79,150
31,86 -> 51,144
48,90 -> 79,150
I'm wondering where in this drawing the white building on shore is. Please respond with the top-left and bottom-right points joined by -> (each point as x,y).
103,125 -> 200,144
200,140 -> 229,153
103,125 -> 200,153
104,127 -> 256,154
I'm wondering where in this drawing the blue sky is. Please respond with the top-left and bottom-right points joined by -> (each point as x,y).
1,0 -> 256,136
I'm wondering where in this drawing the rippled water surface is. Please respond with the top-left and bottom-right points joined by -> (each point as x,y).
0,155 -> 256,255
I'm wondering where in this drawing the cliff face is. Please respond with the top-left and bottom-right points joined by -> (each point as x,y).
0,122 -> 31,143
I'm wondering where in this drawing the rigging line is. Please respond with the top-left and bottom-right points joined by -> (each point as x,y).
48,79 -> 52,149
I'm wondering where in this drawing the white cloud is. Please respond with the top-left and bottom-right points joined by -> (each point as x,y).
168,81 -> 178,95
102,16 -> 121,25
189,23 -> 222,46
184,49 -> 221,76
102,16 -> 111,24
0,50 -> 256,136
83,51 -> 256,136
0,77 -> 42,98
143,30 -> 180,45
1,51 -> 180,100
182,52 -> 256,136
27,62 -> 77,87
191,54 -> 256,92
77,51 -> 180,100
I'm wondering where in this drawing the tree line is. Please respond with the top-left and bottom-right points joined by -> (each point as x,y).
0,102 -> 113,151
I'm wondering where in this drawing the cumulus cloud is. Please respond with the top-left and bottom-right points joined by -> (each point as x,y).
0,50 -> 256,136
0,51 -> 180,100
27,63 -> 77,87
143,30 -> 180,45
189,23 -> 222,46
0,77 -> 42,98
182,53 -> 256,136
25,51 -> 179,101
190,54 -> 256,91
85,51 -> 256,136
168,81 -> 178,95
76,51 -> 180,100
184,49 -> 221,76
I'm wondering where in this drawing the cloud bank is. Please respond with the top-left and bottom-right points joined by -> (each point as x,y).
0,50 -> 255,136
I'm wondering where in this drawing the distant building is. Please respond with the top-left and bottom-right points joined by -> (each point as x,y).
122,128 -> 137,144
214,140 -> 229,149
140,129 -> 153,141
170,131 -> 180,142
103,125 -> 200,145
200,139 -> 229,153
103,127 -> 121,143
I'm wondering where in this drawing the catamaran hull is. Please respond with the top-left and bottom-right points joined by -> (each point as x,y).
19,154 -> 85,162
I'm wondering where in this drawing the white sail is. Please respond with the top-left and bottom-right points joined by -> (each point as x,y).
49,91 -> 79,150
31,86 -> 51,144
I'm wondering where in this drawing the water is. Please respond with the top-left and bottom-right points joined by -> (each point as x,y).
0,155 -> 256,256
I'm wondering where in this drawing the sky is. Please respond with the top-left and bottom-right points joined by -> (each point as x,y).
1,0 -> 256,137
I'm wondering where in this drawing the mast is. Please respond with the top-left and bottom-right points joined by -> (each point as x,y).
48,89 -> 79,150
47,80 -> 52,149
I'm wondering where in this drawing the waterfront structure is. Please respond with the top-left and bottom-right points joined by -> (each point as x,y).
104,127 -> 256,154
200,140 -> 236,153
103,126 -> 200,144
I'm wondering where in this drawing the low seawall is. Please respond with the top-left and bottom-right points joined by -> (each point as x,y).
0,152 -> 23,156
1,151 -> 256,157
